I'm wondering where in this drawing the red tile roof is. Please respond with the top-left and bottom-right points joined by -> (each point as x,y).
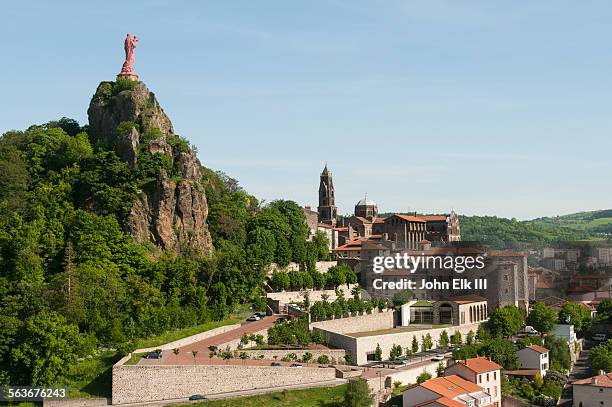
421,215 -> 448,222
395,214 -> 426,223
420,375 -> 483,398
525,345 -> 549,354
447,294 -> 487,304
451,357 -> 502,373
573,372 -> 612,387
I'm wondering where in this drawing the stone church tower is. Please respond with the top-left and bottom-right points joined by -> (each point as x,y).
318,164 -> 337,226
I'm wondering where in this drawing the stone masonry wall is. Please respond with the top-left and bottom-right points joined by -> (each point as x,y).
112,364 -> 336,404
311,309 -> 394,334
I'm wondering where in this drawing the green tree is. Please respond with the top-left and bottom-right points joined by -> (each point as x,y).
479,338 -> 519,370
439,331 -> 450,348
453,330 -> 462,346
390,344 -> 403,360
343,378 -> 373,407
466,330 -> 475,345
558,302 -> 592,333
436,362 -> 445,377
588,339 -> 612,373
392,290 -> 413,307
417,371 -> 432,384
312,231 -> 330,260
374,343 -> 382,361
489,305 -> 524,338
10,311 -> 88,385
527,302 -> 558,334
412,336 -> 419,354
423,334 -> 433,351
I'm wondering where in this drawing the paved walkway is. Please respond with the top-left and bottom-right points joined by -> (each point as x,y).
140,315 -> 292,366
558,341 -> 592,407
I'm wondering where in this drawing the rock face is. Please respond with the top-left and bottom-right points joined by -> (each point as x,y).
87,81 -> 213,257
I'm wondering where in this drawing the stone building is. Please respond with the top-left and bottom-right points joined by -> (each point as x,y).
354,196 -> 378,220
317,164 -> 337,226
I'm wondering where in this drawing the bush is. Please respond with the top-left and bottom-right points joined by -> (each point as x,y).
417,371 -> 432,384
113,76 -> 138,95
317,355 -> 331,364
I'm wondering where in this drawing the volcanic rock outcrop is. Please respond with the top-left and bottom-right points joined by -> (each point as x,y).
88,80 -> 213,256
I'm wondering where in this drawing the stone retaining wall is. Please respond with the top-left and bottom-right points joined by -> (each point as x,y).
311,309 -> 394,334
112,364 -> 336,404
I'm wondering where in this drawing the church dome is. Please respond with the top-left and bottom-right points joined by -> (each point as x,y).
356,197 -> 377,207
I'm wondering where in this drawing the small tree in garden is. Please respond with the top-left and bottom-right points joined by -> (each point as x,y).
436,362 -> 445,377
191,350 -> 198,364
412,336 -> 419,354
439,331 -> 449,348
173,348 -> 180,356
374,343 -> 382,361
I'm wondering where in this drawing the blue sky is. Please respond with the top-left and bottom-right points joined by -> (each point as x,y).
1,1 -> 611,219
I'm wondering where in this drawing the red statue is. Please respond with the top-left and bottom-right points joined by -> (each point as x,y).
118,33 -> 139,80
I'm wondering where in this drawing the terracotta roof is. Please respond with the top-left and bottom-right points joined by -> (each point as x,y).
420,375 -> 482,398
505,369 -> 540,376
451,357 -> 502,373
352,216 -> 372,224
334,226 -> 349,232
385,214 -> 426,223
447,294 -> 487,304
421,397 -> 464,407
420,239 -> 431,244
525,345 -> 549,354
421,215 -> 448,222
333,241 -> 363,251
317,223 -> 332,229
404,247 -> 485,256
536,280 -> 555,289
373,217 -> 386,224
573,372 -> 612,387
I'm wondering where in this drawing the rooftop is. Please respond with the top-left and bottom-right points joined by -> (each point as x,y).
450,357 -> 502,374
573,372 -> 612,387
420,375 -> 483,398
346,325 -> 448,338
523,345 -> 549,354
447,294 -> 487,304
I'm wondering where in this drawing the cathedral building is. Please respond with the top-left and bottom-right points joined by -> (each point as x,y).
314,164 -> 460,250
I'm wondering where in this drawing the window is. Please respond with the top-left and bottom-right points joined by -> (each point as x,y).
504,274 -> 509,281
478,375 -> 481,384
487,373 -> 489,381
494,372 -> 497,380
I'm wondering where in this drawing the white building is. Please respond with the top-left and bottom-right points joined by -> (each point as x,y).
445,357 -> 502,407
402,375 -> 493,407
572,372 -> 612,407
516,345 -> 549,377
551,324 -> 577,344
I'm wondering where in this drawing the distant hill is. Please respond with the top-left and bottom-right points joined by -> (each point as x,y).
460,210 -> 612,249
530,209 -> 612,235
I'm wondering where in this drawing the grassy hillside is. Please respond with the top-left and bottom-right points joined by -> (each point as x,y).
530,209 -> 612,234
460,210 -> 612,249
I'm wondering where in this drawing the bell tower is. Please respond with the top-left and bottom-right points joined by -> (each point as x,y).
318,164 -> 337,226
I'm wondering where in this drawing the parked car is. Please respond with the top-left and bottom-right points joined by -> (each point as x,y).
189,394 -> 207,401
255,311 -> 267,318
270,362 -> 282,366
290,363 -> 303,368
522,325 -> 539,335
432,355 -> 445,361
593,333 -> 607,341
246,314 -> 261,322
143,352 -> 162,359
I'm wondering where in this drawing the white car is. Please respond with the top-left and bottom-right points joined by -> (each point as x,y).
522,326 -> 539,335
432,355 -> 445,361
246,315 -> 261,322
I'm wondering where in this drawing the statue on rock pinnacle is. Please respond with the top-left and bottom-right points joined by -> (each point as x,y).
118,33 -> 139,80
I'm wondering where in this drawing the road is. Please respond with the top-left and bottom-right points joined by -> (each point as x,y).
558,341 -> 592,407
